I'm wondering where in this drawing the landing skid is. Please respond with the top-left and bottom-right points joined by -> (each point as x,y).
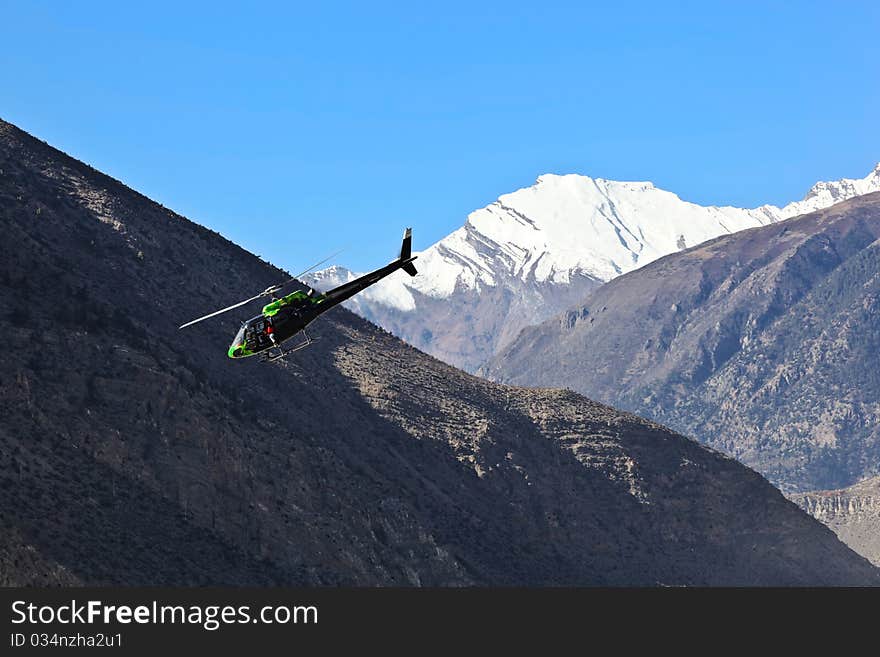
263,330 -> 314,362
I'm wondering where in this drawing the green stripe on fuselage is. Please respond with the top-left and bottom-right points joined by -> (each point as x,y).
262,290 -> 325,317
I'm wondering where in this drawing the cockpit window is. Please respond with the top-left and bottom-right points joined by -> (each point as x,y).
227,324 -> 250,358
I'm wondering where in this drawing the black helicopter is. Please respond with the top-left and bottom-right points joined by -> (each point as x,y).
179,228 -> 417,361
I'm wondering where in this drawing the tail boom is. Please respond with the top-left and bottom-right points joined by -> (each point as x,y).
321,228 -> 418,307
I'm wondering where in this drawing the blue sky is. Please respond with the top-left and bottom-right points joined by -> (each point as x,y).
2,1 -> 878,270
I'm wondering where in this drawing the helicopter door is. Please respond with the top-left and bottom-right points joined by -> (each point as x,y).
244,317 -> 273,352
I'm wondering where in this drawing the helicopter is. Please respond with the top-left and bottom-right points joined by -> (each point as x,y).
179,228 -> 417,361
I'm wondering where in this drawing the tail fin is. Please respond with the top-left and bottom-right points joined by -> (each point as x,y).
399,227 -> 412,260
399,227 -> 418,276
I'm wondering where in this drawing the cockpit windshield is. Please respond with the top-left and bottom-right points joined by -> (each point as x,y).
227,324 -> 250,359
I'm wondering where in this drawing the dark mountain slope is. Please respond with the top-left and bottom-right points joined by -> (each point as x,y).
484,194 -> 880,493
1,118 -> 877,585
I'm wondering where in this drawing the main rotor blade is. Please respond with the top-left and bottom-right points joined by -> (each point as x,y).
279,248 -> 345,289
177,248 -> 344,330
178,292 -> 265,329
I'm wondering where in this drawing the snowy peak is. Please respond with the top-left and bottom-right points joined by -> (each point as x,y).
408,171 -> 778,299
307,264 -> 352,284
777,163 -> 880,217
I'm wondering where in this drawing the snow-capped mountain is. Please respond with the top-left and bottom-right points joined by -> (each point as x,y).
307,163 -> 880,372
